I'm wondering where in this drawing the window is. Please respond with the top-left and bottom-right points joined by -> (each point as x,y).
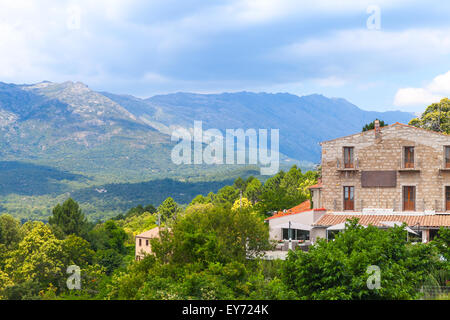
139,238 -> 142,246
146,239 -> 149,246
282,228 -> 310,241
343,186 -> 354,210
404,147 -> 415,168
446,147 -> 450,168
446,186 -> 450,211
403,186 -> 416,211
344,147 -> 354,168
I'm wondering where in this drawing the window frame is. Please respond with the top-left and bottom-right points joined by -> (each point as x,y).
404,146 -> 415,168
343,147 -> 354,168
445,146 -> 450,168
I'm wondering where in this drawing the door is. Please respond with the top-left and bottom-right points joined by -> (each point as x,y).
403,186 -> 415,211
344,186 -> 354,210
446,187 -> 450,211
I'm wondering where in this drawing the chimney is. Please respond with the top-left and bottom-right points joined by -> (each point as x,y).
374,119 -> 381,141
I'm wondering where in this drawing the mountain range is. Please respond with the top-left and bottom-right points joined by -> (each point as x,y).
0,80 -> 414,219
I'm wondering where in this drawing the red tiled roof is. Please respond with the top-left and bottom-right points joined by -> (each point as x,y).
314,214 -> 450,228
265,200 -> 326,220
308,183 -> 323,189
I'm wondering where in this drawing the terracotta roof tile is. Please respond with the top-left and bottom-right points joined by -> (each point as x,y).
314,214 -> 450,228
265,200 -> 326,220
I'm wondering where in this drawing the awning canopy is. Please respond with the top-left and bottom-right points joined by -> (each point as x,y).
327,222 -> 367,231
380,221 -> 419,235
273,222 -> 313,231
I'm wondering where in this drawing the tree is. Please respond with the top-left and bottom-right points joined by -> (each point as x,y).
49,198 -> 88,238
231,197 -> 252,211
155,206 -> 270,266
62,235 -> 95,267
362,119 -> 387,132
244,178 -> 262,204
256,166 -> 317,216
282,219 -> 440,299
409,98 -> 450,134
90,220 -> 128,254
0,214 -> 21,250
432,227 -> 450,264
4,222 -> 65,293
189,194 -> 211,206
213,186 -> 239,209
158,197 -> 181,222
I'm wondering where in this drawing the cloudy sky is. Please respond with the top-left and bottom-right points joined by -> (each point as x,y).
1,0 -> 450,112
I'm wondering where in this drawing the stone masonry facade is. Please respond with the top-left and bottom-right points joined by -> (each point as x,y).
320,123 -> 450,213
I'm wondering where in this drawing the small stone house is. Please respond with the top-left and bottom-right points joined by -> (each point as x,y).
135,227 -> 161,261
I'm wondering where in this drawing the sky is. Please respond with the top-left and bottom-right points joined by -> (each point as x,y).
1,0 -> 450,112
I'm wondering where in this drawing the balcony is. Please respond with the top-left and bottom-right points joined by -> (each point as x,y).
439,162 -> 450,173
398,159 -> 421,172
336,158 -> 359,172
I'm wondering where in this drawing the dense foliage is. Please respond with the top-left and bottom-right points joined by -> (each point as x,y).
409,98 -> 450,134
0,165 -> 448,300
283,220 -> 445,299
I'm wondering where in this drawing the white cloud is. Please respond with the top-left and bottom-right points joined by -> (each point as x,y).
393,71 -> 450,107
313,76 -> 347,88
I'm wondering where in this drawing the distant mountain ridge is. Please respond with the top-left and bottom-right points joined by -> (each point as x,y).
105,90 -> 414,162
0,80 -> 415,219
0,81 -> 414,167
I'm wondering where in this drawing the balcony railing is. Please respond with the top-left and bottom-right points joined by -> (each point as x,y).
336,158 -> 359,171
398,159 -> 421,171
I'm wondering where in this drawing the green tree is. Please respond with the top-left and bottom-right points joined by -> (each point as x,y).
158,197 -> 181,222
0,214 -> 21,250
432,227 -> 450,264
4,222 -> 65,293
282,219 -> 440,299
409,98 -> 450,134
362,119 -> 387,132
256,166 -> 317,216
62,235 -> 95,267
189,194 -> 212,206
156,206 -> 270,266
213,186 -> 239,209
48,198 -> 88,238
244,178 -> 262,204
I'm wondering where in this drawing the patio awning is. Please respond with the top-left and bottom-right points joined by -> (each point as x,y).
327,222 -> 367,231
273,222 -> 313,231
380,221 -> 419,235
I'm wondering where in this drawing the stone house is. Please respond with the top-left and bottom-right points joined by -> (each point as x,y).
135,227 -> 161,261
267,122 -> 450,244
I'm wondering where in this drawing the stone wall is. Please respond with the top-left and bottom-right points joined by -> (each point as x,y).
320,124 -> 450,213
